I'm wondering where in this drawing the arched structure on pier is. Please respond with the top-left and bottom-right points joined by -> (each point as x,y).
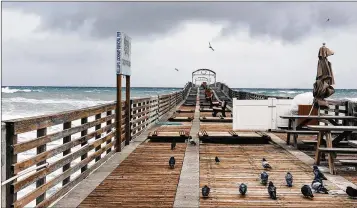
192,69 -> 216,86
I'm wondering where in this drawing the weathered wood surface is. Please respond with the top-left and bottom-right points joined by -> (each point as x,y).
7,103 -> 117,135
78,143 -> 187,208
2,82 -> 193,208
199,144 -> 357,208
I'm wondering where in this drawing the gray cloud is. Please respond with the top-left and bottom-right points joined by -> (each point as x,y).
3,2 -> 357,42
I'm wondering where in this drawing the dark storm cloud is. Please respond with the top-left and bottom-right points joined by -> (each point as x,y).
3,2 -> 357,41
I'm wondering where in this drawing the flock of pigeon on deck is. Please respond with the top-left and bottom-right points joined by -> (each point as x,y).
168,140 -> 357,200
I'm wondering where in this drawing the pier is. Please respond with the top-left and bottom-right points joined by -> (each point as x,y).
1,69 -> 357,208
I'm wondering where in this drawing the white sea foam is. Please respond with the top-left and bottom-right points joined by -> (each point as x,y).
2,87 -> 42,93
3,97 -> 113,105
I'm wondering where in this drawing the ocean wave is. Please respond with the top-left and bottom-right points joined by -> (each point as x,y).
3,97 -> 113,104
2,87 -> 42,93
279,90 -> 299,94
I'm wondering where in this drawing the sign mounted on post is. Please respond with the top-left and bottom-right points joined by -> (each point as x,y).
116,32 -> 132,76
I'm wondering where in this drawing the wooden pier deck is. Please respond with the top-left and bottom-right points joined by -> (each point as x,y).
3,79 -> 356,208
75,87 -> 357,207
79,143 -> 187,207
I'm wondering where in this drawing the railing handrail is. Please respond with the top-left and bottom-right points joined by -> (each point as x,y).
1,81 -> 193,208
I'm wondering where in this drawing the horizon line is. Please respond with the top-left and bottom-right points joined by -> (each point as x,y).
2,85 -> 356,90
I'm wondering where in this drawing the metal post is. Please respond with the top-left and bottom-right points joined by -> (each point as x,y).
125,76 -> 131,145
116,75 -> 122,152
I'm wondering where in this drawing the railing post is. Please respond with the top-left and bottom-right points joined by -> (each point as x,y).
116,75 -> 123,152
125,99 -> 132,145
5,122 -> 17,208
95,113 -> 102,162
62,121 -> 72,186
36,127 -> 47,204
81,117 -> 88,172
106,111 -> 113,154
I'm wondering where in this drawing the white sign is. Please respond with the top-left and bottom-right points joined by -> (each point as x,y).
116,32 -> 131,76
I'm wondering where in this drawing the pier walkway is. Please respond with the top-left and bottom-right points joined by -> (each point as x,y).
55,86 -> 356,208
2,77 -> 356,208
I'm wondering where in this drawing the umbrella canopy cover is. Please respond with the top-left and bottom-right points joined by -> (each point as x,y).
317,45 -> 335,85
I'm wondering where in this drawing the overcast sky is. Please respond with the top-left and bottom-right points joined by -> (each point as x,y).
2,2 -> 357,88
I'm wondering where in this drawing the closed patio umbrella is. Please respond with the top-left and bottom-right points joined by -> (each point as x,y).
310,43 -> 335,114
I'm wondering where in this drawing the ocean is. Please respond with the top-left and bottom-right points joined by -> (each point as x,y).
1,86 -> 356,206
2,86 -> 357,121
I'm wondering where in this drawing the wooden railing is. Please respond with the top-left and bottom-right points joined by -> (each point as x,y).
215,82 -> 293,100
1,82 -> 192,208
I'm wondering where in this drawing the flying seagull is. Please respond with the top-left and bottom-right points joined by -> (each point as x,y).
175,68 -> 179,71
208,42 -> 214,51
326,18 -> 330,22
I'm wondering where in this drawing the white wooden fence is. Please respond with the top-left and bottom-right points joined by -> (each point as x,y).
233,98 -> 292,130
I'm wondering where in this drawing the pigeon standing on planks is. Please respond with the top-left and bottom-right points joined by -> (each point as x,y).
313,165 -> 327,180
171,139 -> 176,150
311,178 -> 329,194
268,181 -> 277,200
169,156 -> 175,169
285,172 -> 293,187
190,140 -> 197,146
202,185 -> 211,197
239,183 -> 248,195
260,171 -> 269,185
215,156 -> 220,164
301,185 -> 314,198
208,42 -> 215,51
346,186 -> 357,198
262,158 -> 272,169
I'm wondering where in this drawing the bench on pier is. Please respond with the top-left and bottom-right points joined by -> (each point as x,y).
176,109 -> 195,113
339,160 -> 357,168
199,116 -> 232,123
308,125 -> 357,175
183,103 -> 196,106
168,116 -> 194,122
148,130 -> 190,142
212,101 -> 228,117
198,130 -> 270,144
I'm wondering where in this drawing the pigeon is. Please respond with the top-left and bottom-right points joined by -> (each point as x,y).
202,185 -> 210,197
260,171 -> 269,185
171,139 -> 176,150
268,181 -> 277,200
208,42 -> 215,51
190,140 -> 197,145
313,165 -> 327,180
239,183 -> 248,195
346,186 -> 357,198
262,158 -> 272,169
285,172 -> 293,187
215,156 -> 220,164
311,178 -> 329,194
301,185 -> 314,198
175,68 -> 179,71
169,156 -> 175,169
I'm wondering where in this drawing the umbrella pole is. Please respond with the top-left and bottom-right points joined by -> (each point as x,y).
308,100 -> 315,116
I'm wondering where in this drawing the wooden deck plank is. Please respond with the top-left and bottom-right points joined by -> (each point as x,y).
199,144 -> 357,208
78,143 -> 187,208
